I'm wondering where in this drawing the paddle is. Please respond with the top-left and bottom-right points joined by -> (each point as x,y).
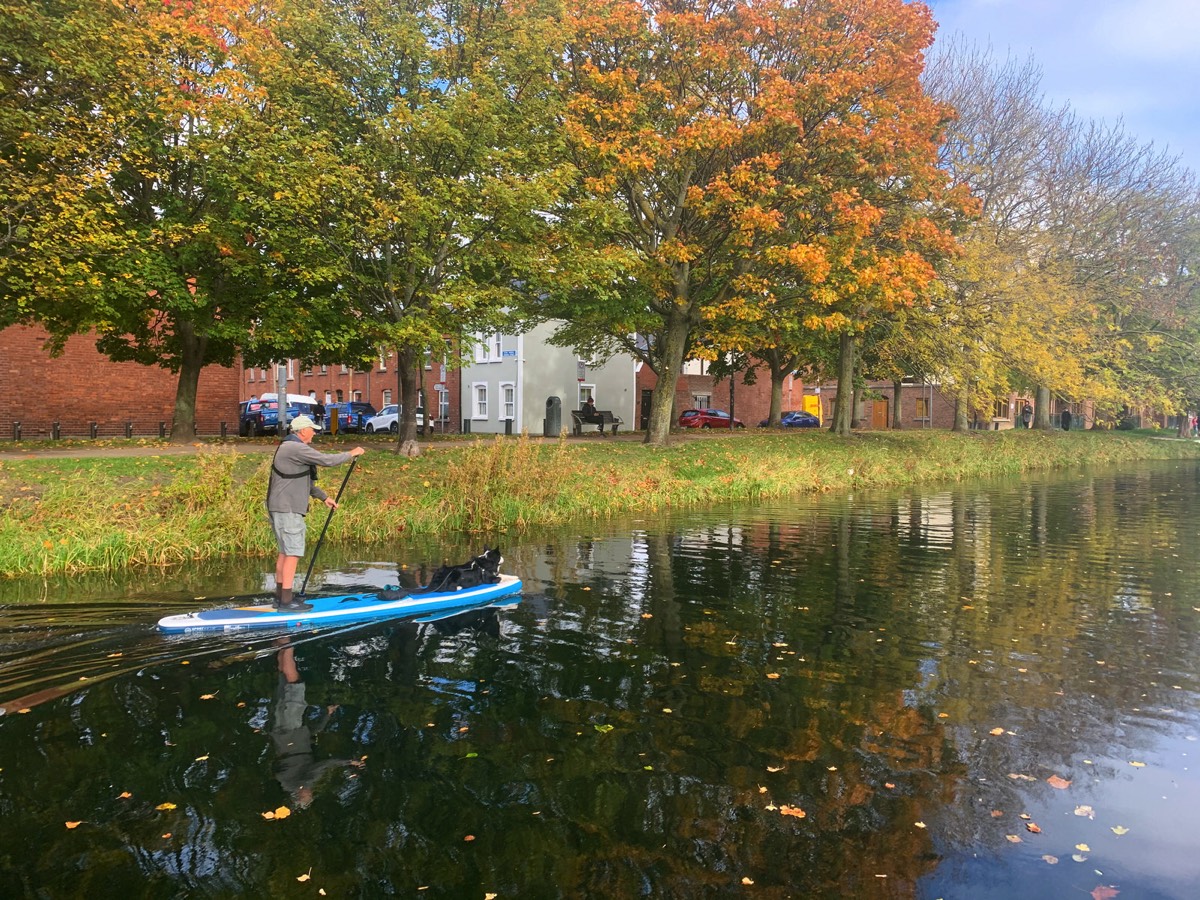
298,456 -> 358,597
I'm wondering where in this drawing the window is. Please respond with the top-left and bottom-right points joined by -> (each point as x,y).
336,389 -> 344,402
436,385 -> 450,421
578,384 -> 595,407
472,383 -> 489,419
324,391 -> 332,405
247,368 -> 255,382
424,349 -> 433,370
340,364 -> 348,374
353,390 -> 362,402
378,353 -> 387,371
502,382 -> 515,420
693,395 -> 711,409
320,365 -> 327,374
491,333 -> 502,361
915,397 -> 930,419
287,359 -> 295,380
305,365 -> 313,376
382,389 -> 392,406
993,398 -> 1010,419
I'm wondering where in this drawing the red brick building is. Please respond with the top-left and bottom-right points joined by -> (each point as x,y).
241,350 -> 463,432
0,324 -> 241,438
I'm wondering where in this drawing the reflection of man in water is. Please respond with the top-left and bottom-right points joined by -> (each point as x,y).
270,642 -> 362,809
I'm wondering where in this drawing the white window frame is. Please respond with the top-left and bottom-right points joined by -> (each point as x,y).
578,384 -> 596,407
378,353 -> 387,371
490,333 -> 502,362
324,390 -> 332,405
382,389 -> 392,406
472,382 -> 489,419
287,359 -> 295,380
340,364 -> 349,374
320,365 -> 328,374
501,382 -> 516,420
436,385 -> 450,422
353,390 -> 362,402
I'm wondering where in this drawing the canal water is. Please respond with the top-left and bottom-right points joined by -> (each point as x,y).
1,460 -> 1199,898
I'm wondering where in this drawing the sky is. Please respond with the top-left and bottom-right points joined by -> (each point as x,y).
925,0 -> 1200,174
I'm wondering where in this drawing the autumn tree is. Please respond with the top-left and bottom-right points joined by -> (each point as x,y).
536,0 -> 961,444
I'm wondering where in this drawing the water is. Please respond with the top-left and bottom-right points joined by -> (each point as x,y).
1,461 -> 1199,898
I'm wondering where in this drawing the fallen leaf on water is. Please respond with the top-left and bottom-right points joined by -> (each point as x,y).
662,708 -> 672,713
1075,805 -> 1095,819
990,810 -> 1004,818
779,805 -> 806,818
989,727 -> 1005,736
884,783 -> 896,789
464,834 -> 475,842
641,613 -> 652,619
937,712 -> 949,718
758,786 -> 768,794
65,821 -> 83,829
118,792 -> 132,800
767,766 -> 784,773
296,873 -> 310,883
155,803 -> 177,811
1008,773 -> 1037,781
914,821 -> 926,829
1026,823 -> 1042,833
1073,854 -> 1088,863
741,877 -> 754,885
594,724 -> 613,734
194,755 -> 208,762
766,673 -> 781,680
1042,855 -> 1059,865
273,806 -> 290,820
1076,843 -> 1091,852
199,693 -> 217,700
1005,834 -> 1022,843
1047,775 -> 1072,789
1019,813 -> 1031,820
1090,886 -> 1120,900
1111,825 -> 1129,835
1128,761 -> 1146,768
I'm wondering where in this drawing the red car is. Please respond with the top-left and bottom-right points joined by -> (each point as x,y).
678,409 -> 745,429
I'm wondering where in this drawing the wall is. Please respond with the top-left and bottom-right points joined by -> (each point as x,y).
0,325 -> 239,438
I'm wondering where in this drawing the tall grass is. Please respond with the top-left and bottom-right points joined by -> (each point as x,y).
1,429 -> 1197,577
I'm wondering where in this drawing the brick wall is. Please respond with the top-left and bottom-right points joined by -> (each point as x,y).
0,325 -> 240,438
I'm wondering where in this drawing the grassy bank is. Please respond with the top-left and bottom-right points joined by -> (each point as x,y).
1,429 -> 1197,577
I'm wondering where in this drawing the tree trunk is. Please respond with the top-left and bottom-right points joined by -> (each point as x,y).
644,309 -> 691,446
850,383 -> 862,429
169,321 -> 206,443
1034,385 -> 1054,430
952,381 -> 970,432
830,331 -> 855,435
892,379 -> 904,429
396,346 -> 421,458
768,370 -> 785,426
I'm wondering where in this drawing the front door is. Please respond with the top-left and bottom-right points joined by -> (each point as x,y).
871,399 -> 889,430
640,389 -> 653,430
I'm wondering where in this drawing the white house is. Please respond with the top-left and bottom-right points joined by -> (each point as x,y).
459,321 -> 637,435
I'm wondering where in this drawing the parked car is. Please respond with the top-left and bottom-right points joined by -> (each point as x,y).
364,404 -> 425,434
239,395 -> 322,437
758,410 -> 821,428
677,409 -> 745,429
325,401 -> 377,434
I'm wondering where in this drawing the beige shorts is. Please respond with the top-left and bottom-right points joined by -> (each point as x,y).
269,511 -> 307,557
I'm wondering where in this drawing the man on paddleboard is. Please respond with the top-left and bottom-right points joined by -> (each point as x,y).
267,415 -> 365,611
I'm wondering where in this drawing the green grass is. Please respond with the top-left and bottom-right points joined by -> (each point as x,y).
1,429 -> 1198,577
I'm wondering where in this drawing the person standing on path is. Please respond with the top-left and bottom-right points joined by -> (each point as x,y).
267,415 -> 364,612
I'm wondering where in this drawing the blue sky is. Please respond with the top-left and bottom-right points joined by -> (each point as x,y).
925,0 -> 1200,174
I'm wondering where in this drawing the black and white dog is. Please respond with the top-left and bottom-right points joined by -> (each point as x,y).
378,548 -> 503,600
423,547 -> 503,593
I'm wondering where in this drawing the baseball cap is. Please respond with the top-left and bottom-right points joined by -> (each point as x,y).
290,414 -> 322,432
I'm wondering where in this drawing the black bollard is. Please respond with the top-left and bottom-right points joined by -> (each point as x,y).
52,421 -> 60,440
90,422 -> 98,438
159,421 -> 166,438
12,421 -> 20,441
220,421 -> 227,438
125,421 -> 133,438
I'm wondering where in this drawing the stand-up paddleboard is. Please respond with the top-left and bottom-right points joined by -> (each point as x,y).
158,574 -> 522,633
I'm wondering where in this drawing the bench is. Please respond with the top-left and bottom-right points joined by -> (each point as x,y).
570,409 -> 623,435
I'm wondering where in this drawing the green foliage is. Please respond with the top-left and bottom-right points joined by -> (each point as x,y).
3,432 -> 1198,577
